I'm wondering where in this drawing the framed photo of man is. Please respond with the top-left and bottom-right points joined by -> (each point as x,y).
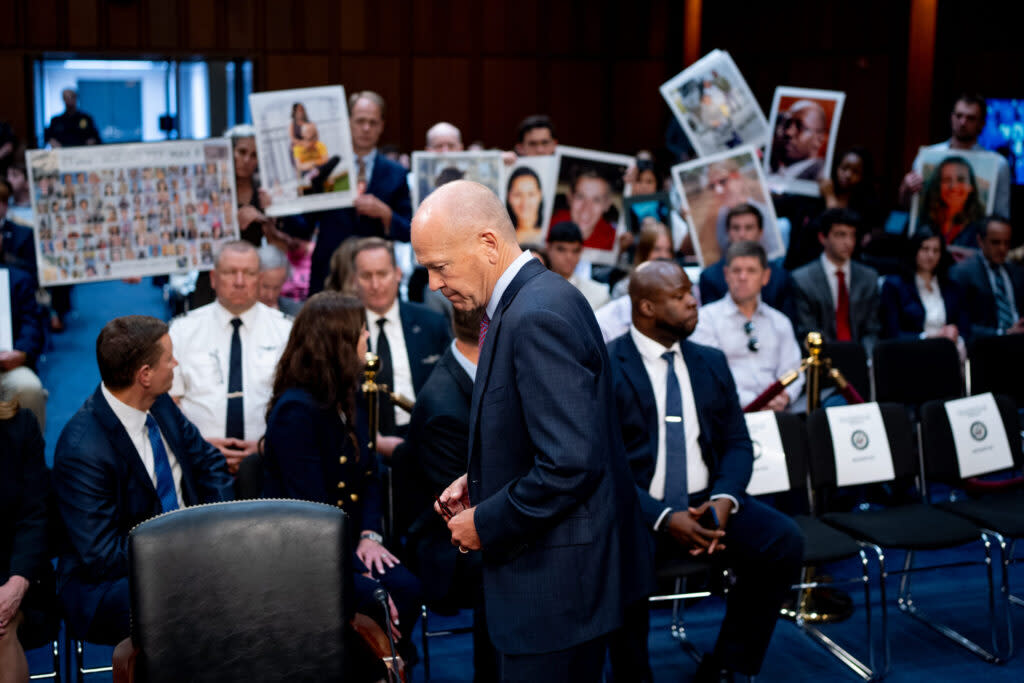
410,150 -> 506,209
27,140 -> 239,286
548,146 -> 632,266
249,85 -> 358,216
506,155 -> 557,246
908,147 -> 1002,251
660,49 -> 771,158
671,146 -> 783,267
764,87 -> 846,197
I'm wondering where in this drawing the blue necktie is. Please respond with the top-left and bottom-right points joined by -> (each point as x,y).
662,350 -> 688,510
226,318 -> 244,439
990,262 -> 1016,332
145,414 -> 179,513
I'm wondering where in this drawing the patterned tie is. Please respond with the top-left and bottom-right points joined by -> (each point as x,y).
226,318 -> 244,439
145,414 -> 179,513
661,351 -> 688,510
375,318 -> 396,435
835,270 -> 852,341
357,157 -> 367,185
479,312 -> 491,348
990,262 -> 1017,332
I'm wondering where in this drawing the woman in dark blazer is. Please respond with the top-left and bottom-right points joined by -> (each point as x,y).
880,225 -> 970,342
0,405 -> 55,683
262,292 -> 421,668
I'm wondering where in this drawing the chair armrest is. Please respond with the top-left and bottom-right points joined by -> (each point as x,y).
112,637 -> 138,683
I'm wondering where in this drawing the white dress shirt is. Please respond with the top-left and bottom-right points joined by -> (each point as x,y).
820,252 -> 851,312
451,339 -> 477,382
169,301 -> 292,440
486,250 -> 535,320
596,296 -> 632,343
689,296 -> 805,406
569,274 -> 611,312
366,300 -> 415,426
101,384 -> 184,508
915,274 -> 947,338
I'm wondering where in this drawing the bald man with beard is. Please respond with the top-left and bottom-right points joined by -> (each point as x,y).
770,99 -> 829,181
413,181 -> 652,682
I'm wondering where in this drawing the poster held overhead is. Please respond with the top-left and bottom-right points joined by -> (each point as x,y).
764,87 -> 846,197
506,155 -> 558,246
410,151 -> 507,209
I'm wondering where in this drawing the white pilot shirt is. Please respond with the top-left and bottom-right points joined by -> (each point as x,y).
365,300 -> 415,427
169,301 -> 292,440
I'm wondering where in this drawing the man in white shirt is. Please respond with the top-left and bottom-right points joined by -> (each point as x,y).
169,241 -> 292,473
352,237 -> 451,435
691,241 -> 804,411
606,260 -> 803,682
546,221 -> 610,311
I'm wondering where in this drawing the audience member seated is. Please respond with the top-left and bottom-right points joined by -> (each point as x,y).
597,220 -> 673,342
546,221 -> 610,311
425,122 -> 464,153
352,238 -> 451,436
386,308 -> 497,680
0,184 -> 36,279
950,215 -> 1024,340
4,159 -> 33,227
899,93 -> 1010,220
0,261 -> 45,431
1,403 -> 53,683
257,244 -> 302,316
54,315 -> 234,645
309,91 -> 412,296
262,292 -> 422,670
606,260 -> 803,683
514,114 -> 558,157
880,226 -> 969,348
691,241 -> 805,411
698,203 -> 796,321
791,209 -> 880,354
169,241 -> 292,473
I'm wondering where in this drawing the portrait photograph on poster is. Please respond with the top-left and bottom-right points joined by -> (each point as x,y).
764,87 -> 846,196
411,150 -> 506,209
660,49 -> 771,158
671,145 -> 783,267
27,140 -> 238,286
249,85 -> 357,216
548,146 -> 633,265
506,155 -> 557,246
908,147 -> 1002,252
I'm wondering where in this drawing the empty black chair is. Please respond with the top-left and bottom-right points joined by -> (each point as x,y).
969,335 -> 1024,408
873,338 -> 962,408
822,341 -> 872,401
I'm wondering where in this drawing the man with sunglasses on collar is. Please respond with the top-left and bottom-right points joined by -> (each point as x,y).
691,241 -> 804,412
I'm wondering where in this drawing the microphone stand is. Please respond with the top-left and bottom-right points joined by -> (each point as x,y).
374,587 -> 401,683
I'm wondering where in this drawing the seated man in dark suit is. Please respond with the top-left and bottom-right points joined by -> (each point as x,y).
698,203 -> 795,322
791,208 -> 880,354
0,263 -> 46,431
53,315 -> 234,645
949,215 -> 1024,340
607,260 -> 804,682
385,307 -> 496,681
352,237 -> 451,436
309,91 -> 412,295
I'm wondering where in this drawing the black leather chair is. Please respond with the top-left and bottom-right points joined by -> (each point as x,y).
873,338 -> 963,410
113,499 -> 353,682
968,335 -> 1024,410
822,341 -> 872,401
234,449 -> 265,500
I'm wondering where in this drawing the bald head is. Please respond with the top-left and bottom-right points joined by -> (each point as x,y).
426,122 -> 464,153
412,181 -> 522,311
629,260 -> 698,345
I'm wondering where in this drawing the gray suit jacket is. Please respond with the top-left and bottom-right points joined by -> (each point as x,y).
791,259 -> 880,355
950,253 -> 1024,341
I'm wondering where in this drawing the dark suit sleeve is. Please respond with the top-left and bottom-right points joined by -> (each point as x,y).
265,399 -> 328,503
383,168 -> 412,242
174,402 -> 234,503
8,268 -> 44,363
412,412 -> 471,495
772,268 -> 799,326
858,274 -> 881,355
792,274 -> 818,343
474,309 -> 606,551
8,412 -> 51,580
705,350 -> 754,501
880,277 -> 907,339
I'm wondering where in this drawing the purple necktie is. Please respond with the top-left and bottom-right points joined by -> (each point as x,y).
479,312 -> 490,348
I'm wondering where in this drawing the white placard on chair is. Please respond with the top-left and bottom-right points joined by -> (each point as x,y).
0,269 -> 13,352
744,412 -> 792,495
826,403 -> 895,487
944,393 -> 1014,478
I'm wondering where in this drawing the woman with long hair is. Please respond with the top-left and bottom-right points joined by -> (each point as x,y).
921,156 -> 986,248
506,166 -> 545,244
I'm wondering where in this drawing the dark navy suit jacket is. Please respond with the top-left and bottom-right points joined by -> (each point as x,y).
879,274 -> 971,340
468,257 -> 653,654
0,218 -> 38,281
398,301 -> 452,395
698,256 -> 796,323
53,388 -> 234,638
308,155 -> 412,295
950,253 -> 1024,340
2,264 -> 44,366
607,335 -> 753,527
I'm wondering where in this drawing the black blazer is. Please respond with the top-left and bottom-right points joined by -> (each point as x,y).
1,409 -> 50,584
398,301 -> 453,395
468,257 -> 654,654
308,155 -> 412,295
1,264 -> 44,365
54,388 -> 234,638
950,253 -> 1024,340
607,334 -> 753,526
879,274 -> 971,340
0,219 -> 38,281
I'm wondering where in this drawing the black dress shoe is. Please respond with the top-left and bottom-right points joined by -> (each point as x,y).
693,654 -> 734,683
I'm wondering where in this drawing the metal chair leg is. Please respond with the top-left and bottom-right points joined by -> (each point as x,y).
983,531 -> 1014,661
420,604 -> 430,682
27,638 -> 61,682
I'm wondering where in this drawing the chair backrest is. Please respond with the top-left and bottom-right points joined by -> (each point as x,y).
128,499 -> 351,682
806,402 -> 916,490
969,335 -> 1024,404
873,337 -> 962,406
919,394 -> 1023,485
822,341 -> 871,402
234,449 -> 265,500
772,411 -> 810,491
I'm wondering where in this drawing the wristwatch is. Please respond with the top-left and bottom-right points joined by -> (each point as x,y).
360,531 -> 384,544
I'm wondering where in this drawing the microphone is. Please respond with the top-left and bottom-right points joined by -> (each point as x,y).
374,586 -> 400,681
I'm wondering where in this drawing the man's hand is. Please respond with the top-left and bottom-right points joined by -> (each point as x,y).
447,506 -> 481,551
664,502 -> 726,556
0,575 -> 29,636
936,324 -> 960,342
237,205 -> 268,231
766,392 -> 790,412
436,474 -> 470,517
0,350 -> 27,371
207,437 -> 259,474
354,193 -> 393,229
501,150 -> 518,166
901,171 -> 924,197
375,435 -> 403,459
356,535 -> 401,575
1008,319 -> 1024,335
706,498 -> 734,554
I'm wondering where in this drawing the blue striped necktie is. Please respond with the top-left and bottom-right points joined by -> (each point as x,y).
990,262 -> 1016,332
145,414 -> 180,513
661,350 -> 688,510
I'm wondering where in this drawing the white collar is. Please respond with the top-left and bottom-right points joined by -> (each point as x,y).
213,300 -> 259,329
820,252 -> 850,278
366,298 -> 401,328
101,383 -> 149,435
723,293 -> 763,319
486,250 -> 533,320
629,324 -> 682,364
